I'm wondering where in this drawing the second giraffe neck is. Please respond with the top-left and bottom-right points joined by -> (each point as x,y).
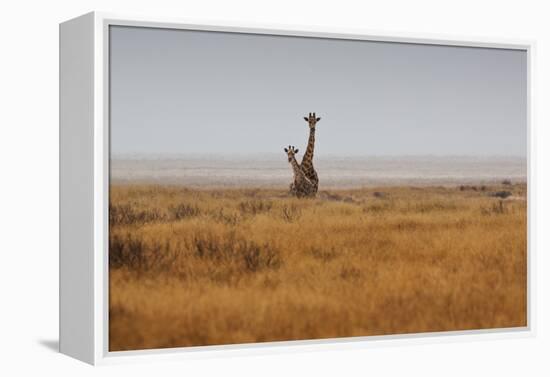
289,158 -> 303,177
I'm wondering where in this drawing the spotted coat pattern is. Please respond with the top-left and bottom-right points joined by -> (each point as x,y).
285,146 -> 316,198
300,112 -> 320,194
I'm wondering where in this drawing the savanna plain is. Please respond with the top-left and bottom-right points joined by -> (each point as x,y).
109,183 -> 527,351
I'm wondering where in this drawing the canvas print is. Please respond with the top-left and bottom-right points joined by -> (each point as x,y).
108,26 -> 527,351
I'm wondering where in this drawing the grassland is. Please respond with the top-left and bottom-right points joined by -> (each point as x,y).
109,183 -> 527,351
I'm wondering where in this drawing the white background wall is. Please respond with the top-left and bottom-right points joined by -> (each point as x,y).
0,0 -> 548,375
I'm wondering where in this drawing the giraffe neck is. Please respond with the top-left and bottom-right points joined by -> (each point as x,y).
301,127 -> 315,167
289,157 -> 305,182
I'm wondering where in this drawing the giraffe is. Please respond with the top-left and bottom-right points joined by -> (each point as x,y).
284,145 -> 316,198
300,112 -> 321,194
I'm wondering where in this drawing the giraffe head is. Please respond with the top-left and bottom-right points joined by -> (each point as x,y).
284,145 -> 299,163
303,112 -> 321,129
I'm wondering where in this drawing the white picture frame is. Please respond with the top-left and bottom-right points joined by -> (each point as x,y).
59,11 -> 536,365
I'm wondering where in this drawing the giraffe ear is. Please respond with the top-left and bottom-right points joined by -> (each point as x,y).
284,148 -> 288,152
295,149 -> 299,154
304,117 -> 308,122
316,117 -> 321,122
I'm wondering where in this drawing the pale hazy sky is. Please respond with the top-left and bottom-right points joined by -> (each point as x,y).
110,26 -> 527,157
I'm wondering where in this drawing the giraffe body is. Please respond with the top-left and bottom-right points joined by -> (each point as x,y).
300,113 -> 321,194
285,146 -> 316,198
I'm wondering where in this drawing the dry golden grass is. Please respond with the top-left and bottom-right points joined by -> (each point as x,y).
109,183 -> 527,351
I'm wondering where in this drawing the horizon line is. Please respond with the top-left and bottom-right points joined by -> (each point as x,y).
111,152 -> 527,159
